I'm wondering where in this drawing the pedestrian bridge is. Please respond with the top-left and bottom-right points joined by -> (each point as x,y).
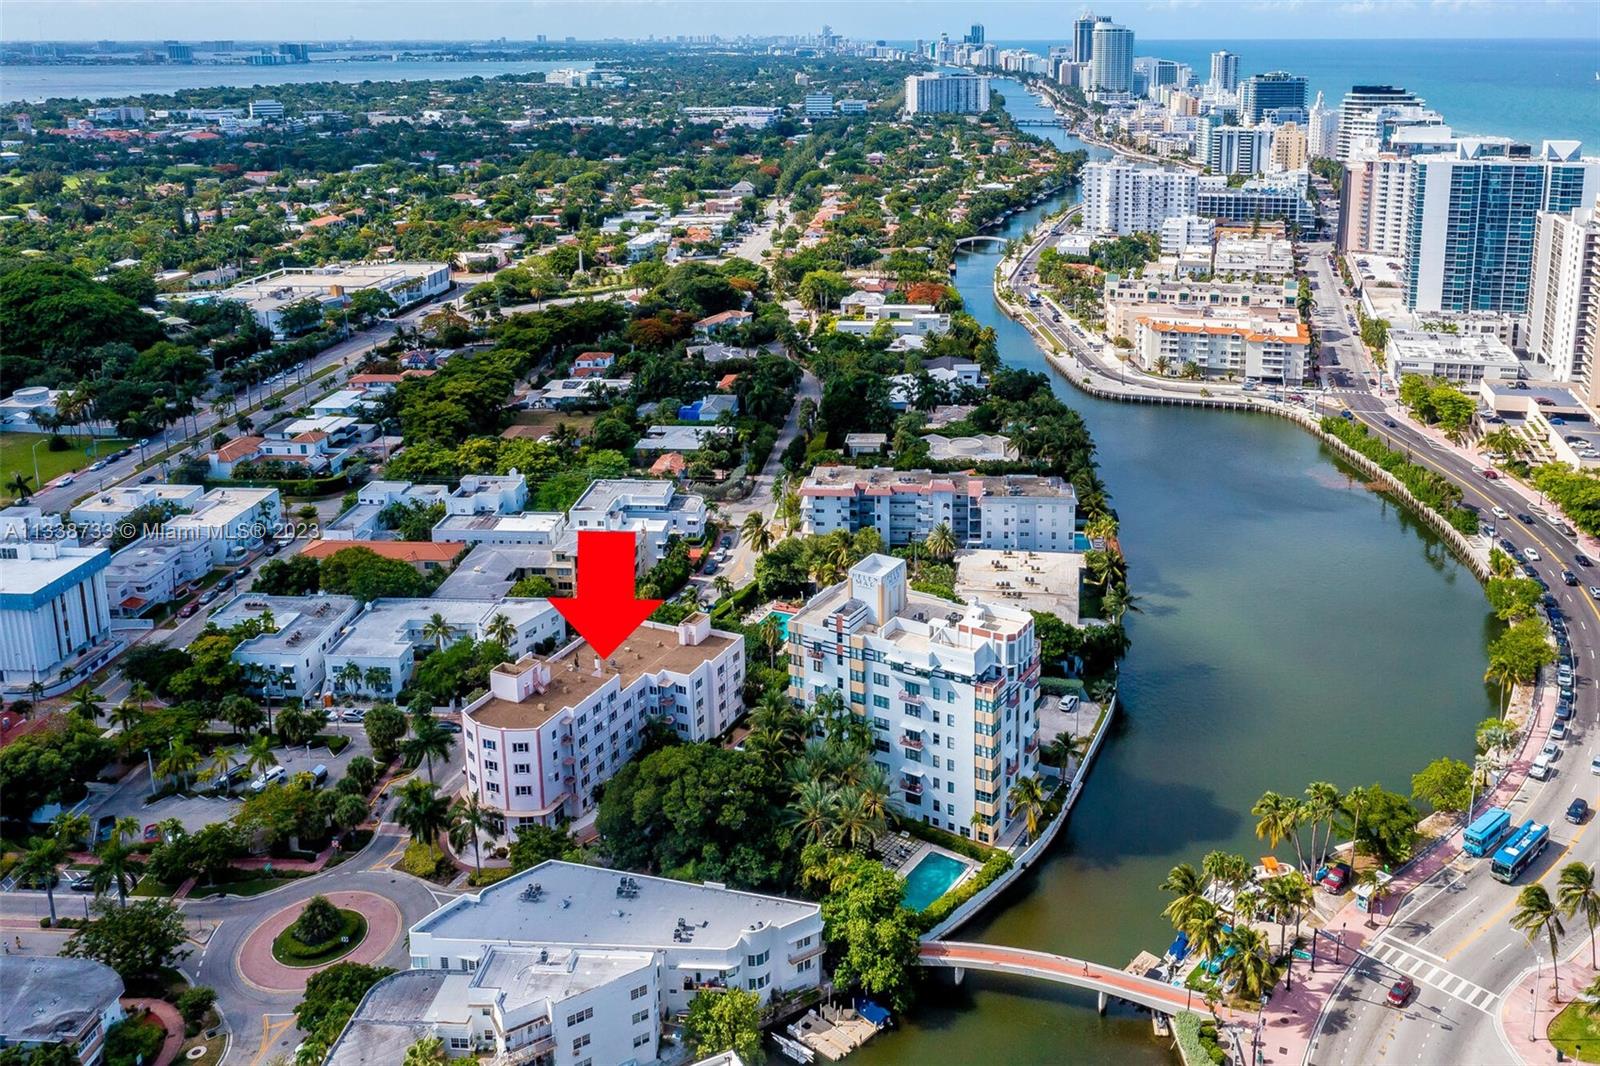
919,941 -> 1249,1021
953,235 -> 1010,249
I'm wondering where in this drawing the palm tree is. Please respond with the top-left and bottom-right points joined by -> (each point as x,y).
788,780 -> 838,847
1342,785 -> 1372,862
243,734 -> 278,778
1160,863 -> 1207,930
1202,851 -> 1254,920
1220,925 -> 1275,1001
421,612 -> 454,651
157,739 -> 201,791
831,786 -> 883,850
336,662 -> 363,694
67,684 -> 103,724
395,778 -> 452,856
6,472 -> 34,501
448,794 -> 490,875
484,612 -> 517,649
1262,872 -> 1311,953
406,711 -> 455,783
16,837 -> 67,926
51,812 -> 90,851
1355,868 -> 1390,928
1042,730 -> 1088,772
200,745 -> 238,789
1559,862 -> 1600,969
92,835 -> 138,907
1007,775 -> 1048,840
1252,791 -> 1308,874
926,522 -> 957,562
741,512 -> 774,555
364,666 -> 391,696
127,681 -> 152,717
1183,897 -> 1228,967
108,699 -> 143,745
1477,719 -> 1518,764
1510,884 -> 1567,1002
759,615 -> 783,667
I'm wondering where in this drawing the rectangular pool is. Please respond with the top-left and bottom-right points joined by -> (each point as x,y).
901,850 -> 972,911
761,610 -> 793,641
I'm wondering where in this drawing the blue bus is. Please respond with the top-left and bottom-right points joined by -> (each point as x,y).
1491,821 -> 1550,883
1463,807 -> 1514,858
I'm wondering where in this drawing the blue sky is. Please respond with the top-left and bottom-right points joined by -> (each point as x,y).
3,0 -> 1593,42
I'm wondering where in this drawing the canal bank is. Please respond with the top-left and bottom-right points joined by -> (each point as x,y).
849,80 -> 1501,1066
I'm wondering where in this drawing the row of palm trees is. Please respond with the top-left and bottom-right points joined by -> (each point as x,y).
1508,862 -> 1600,1004
1161,853 -> 1317,1001
390,777 -> 495,876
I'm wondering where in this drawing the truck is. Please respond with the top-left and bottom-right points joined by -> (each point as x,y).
1491,820 -> 1550,883
1462,806 -> 1513,858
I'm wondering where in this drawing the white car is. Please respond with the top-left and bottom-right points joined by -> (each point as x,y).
1542,741 -> 1561,762
248,765 -> 287,793
1526,548 -> 1541,562
1057,694 -> 1080,712
1591,755 -> 1600,776
1492,506 -> 1511,520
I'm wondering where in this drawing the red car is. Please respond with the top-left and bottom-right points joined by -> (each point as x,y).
1387,976 -> 1415,1006
178,601 -> 199,618
142,823 -> 162,842
1321,863 -> 1351,893
1480,469 -> 1499,480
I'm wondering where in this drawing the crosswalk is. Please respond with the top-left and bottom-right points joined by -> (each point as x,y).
1361,939 -> 1500,1012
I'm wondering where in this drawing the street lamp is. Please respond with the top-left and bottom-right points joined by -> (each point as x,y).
30,438 -> 47,494
1532,954 -> 1543,1041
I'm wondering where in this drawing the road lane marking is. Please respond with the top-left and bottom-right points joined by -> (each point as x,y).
1364,941 -> 1498,1011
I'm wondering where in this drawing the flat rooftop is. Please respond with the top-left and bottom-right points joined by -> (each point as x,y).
413,860 -> 818,949
324,971 -> 455,1066
433,512 -> 568,536
477,945 -> 654,1015
955,549 -> 1082,624
0,957 -> 123,1044
468,622 -> 737,729
801,466 -> 1075,501
328,597 -> 549,660
571,477 -> 685,514
214,593 -> 357,656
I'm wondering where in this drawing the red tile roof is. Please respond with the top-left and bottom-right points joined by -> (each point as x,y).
301,540 -> 465,564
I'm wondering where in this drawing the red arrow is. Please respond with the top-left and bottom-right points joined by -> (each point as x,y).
550,530 -> 663,658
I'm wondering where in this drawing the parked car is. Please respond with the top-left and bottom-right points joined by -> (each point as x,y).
438,720 -> 462,734
1591,755 -> 1600,776
178,602 -> 199,618
340,708 -> 367,723
1542,741 -> 1562,762
1552,720 -> 1569,741
199,589 -> 219,605
1057,694 -> 1081,712
248,765 -> 287,793
1321,863 -> 1351,893
139,474 -> 157,484
1557,699 -> 1575,721
1387,976 -> 1415,1007
1569,798 -> 1590,824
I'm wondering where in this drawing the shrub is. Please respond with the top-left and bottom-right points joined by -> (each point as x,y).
325,735 -> 351,755
294,895 -> 343,945
105,1013 -> 166,1066
914,850 -> 1013,931
467,867 -> 515,888
400,841 -> 448,879
176,985 -> 217,1035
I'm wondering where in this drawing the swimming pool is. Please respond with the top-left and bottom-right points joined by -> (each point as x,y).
901,850 -> 972,911
760,610 -> 793,641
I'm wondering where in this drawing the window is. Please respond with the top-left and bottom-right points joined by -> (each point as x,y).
511,742 -> 529,753
794,935 -> 813,949
513,763 -> 530,774
630,984 -> 649,1000
746,950 -> 769,967
632,1009 -> 649,1025
484,760 -> 498,772
566,1007 -> 595,1026
450,1037 -> 470,1050
634,1033 -> 651,1048
514,785 -> 532,797
571,1034 -> 592,1053
482,739 -> 497,750
747,973 -> 770,990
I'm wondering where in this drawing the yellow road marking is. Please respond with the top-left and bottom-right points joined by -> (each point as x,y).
1443,811 -> 1593,960
248,1016 -> 297,1066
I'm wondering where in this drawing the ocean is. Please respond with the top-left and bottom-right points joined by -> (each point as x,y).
0,58 -> 593,104
998,37 -> 1598,147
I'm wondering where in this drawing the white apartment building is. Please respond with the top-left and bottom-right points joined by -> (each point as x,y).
1529,194 -> 1600,390
322,598 -> 565,699
1338,151 -> 1412,257
69,484 -> 205,532
904,73 -> 991,115
1081,160 -> 1198,235
218,593 -> 361,699
1213,233 -> 1295,277
803,92 -> 834,116
104,536 -> 210,617
1337,85 -> 1427,160
787,556 -> 1040,844
461,615 -> 744,831
2,957 -> 126,1066
1103,277 -> 1295,340
187,262 -> 450,337
0,541 -> 112,690
1159,214 -> 1215,250
156,487 -> 280,564
323,480 -> 449,541
405,860 -> 823,1019
1199,119 -> 1271,176
1133,309 -> 1312,384
1384,330 -> 1523,386
445,472 -> 529,516
800,468 -> 1078,552
1307,91 -> 1339,159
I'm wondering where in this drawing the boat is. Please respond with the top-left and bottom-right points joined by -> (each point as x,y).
772,1032 -> 815,1063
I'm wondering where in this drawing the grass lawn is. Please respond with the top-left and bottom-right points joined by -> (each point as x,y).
178,1034 -> 225,1066
503,409 -> 599,440
270,907 -> 367,967
187,869 -> 311,898
0,433 -> 132,500
1550,1001 -> 1600,1063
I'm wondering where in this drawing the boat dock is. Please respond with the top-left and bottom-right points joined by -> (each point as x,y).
784,1003 -> 887,1062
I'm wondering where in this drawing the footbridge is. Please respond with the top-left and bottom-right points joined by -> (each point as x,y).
918,941 -> 1249,1021
953,234 -> 1010,249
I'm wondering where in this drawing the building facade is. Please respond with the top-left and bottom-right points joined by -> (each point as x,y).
0,541 -> 111,689
1529,194 -> 1600,390
1404,140 -> 1600,313
800,468 -> 1077,551
1337,85 -> 1427,159
1081,160 -> 1197,235
1240,72 -> 1307,125
904,73 -> 990,115
461,615 -> 744,831
787,556 -> 1040,845
1087,22 -> 1134,95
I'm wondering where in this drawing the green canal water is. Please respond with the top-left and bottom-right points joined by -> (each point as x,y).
849,82 -> 1501,1065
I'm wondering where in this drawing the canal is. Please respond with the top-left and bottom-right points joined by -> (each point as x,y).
851,79 -> 1501,1064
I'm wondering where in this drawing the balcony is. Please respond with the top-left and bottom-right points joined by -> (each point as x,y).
898,689 -> 923,704
1006,758 -> 1020,776
901,777 -> 925,796
899,734 -> 924,751
788,943 -> 825,966
1025,736 -> 1040,755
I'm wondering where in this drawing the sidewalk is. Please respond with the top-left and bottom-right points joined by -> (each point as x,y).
121,997 -> 185,1066
1499,949 -> 1600,1064
1259,680 -> 1554,1065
